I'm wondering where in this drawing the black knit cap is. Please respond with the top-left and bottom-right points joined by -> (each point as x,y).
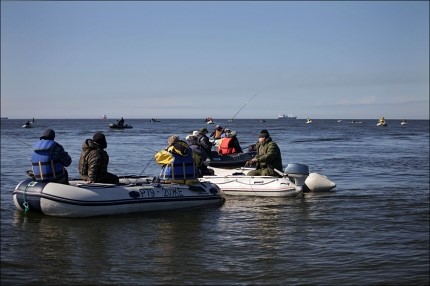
40,128 -> 55,140
93,132 -> 107,149
259,129 -> 270,138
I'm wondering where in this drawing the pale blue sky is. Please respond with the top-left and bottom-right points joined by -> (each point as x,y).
1,1 -> 429,120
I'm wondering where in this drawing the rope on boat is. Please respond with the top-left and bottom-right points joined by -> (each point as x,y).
22,181 -> 36,214
212,179 -> 278,186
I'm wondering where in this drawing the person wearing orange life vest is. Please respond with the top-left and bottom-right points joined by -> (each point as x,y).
217,131 -> 243,155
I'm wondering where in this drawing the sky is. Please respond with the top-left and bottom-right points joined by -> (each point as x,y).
1,1 -> 429,120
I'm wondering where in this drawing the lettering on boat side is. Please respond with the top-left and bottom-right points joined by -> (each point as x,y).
137,188 -> 156,198
129,187 -> 183,199
162,187 -> 183,197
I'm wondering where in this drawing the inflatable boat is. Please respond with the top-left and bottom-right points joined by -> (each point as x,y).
200,163 -> 336,197
204,151 -> 257,168
108,123 -> 133,129
13,176 -> 224,217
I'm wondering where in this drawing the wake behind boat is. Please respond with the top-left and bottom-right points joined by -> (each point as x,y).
13,176 -> 224,217
201,163 -> 336,196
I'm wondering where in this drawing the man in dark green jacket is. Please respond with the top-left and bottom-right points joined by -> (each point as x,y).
247,129 -> 283,177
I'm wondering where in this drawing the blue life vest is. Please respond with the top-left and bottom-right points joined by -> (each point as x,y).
31,140 -> 65,182
160,150 -> 197,180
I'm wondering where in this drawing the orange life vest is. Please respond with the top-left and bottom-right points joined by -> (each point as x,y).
218,138 -> 238,155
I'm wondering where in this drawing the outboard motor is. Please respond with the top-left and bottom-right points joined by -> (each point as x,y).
284,163 -> 309,186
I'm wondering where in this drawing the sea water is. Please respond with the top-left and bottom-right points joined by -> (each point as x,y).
1,118 -> 429,285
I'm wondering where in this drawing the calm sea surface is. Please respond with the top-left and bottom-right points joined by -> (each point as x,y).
1,118 -> 429,285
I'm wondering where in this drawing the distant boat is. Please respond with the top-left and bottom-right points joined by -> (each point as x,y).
22,118 -> 35,128
377,117 -> 387,127
100,115 -> 107,120
401,120 -> 407,125
206,117 -> 214,124
22,122 -> 33,128
109,123 -> 133,129
259,119 -> 266,122
150,118 -> 161,122
337,120 -> 343,123
278,114 -> 297,120
306,118 -> 313,124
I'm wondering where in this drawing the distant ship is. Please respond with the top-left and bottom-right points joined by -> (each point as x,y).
100,114 -> 107,120
278,114 -> 297,120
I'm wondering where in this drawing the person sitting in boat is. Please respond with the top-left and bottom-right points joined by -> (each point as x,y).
224,128 -> 232,137
31,128 -> 72,184
185,131 -> 214,176
217,130 -> 243,155
196,128 -> 213,158
25,120 -> 30,126
78,132 -> 119,184
246,129 -> 283,177
155,135 -> 202,184
210,125 -> 225,140
117,117 -> 125,127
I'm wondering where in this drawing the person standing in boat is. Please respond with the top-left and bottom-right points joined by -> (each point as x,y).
31,128 -> 72,184
78,132 -> 119,184
117,117 -> 125,127
246,129 -> 283,177
155,135 -> 201,183
217,130 -> 243,155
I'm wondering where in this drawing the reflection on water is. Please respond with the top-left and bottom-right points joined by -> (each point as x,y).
1,119 -> 429,285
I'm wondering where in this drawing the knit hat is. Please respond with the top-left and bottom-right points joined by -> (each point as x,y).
40,129 -> 55,140
259,129 -> 270,138
93,132 -> 107,149
199,128 -> 208,133
167,135 -> 179,145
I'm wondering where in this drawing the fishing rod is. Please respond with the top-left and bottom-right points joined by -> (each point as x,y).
223,92 -> 259,131
2,131 -> 33,147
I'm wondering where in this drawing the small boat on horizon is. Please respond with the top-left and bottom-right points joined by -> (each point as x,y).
377,117 -> 387,127
22,118 -> 35,128
278,114 -> 297,120
109,123 -> 133,129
